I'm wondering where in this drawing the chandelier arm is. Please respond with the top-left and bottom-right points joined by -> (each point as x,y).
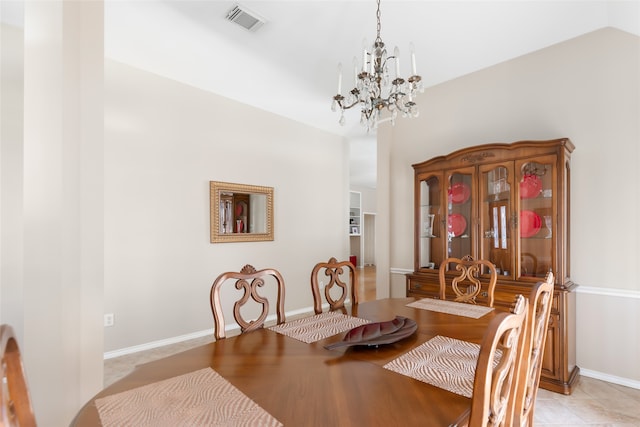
339,99 -> 363,111
331,0 -> 422,128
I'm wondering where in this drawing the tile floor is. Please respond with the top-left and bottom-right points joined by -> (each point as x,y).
534,377 -> 640,426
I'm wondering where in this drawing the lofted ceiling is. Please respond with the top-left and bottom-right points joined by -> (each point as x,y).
3,1 -> 639,188
102,1 -> 638,188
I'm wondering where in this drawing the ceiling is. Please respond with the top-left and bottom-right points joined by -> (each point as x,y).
3,1 -> 639,188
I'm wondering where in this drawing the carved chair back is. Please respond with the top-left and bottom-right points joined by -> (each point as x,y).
210,264 -> 285,340
438,255 -> 498,307
510,272 -> 555,427
468,295 -> 528,427
1,324 -> 37,427
310,257 -> 358,314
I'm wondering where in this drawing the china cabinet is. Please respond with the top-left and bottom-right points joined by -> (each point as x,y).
406,138 -> 578,394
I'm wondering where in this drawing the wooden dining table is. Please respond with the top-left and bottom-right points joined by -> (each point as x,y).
72,297 -> 498,426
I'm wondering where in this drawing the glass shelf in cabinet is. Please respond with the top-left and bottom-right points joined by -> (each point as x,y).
521,235 -> 552,240
485,191 -> 510,202
520,273 -> 548,279
520,188 -> 552,201
519,200 -> 551,212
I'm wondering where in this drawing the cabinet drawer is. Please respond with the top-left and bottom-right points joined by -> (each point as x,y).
407,277 -> 439,298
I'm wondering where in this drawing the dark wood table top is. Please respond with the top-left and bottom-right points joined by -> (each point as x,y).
72,297 -> 496,426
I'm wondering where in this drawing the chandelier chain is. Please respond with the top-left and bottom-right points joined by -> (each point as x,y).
375,0 -> 382,43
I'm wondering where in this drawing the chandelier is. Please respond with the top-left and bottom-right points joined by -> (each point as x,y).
331,0 -> 423,131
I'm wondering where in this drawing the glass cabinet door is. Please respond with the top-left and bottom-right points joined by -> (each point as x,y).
445,169 -> 474,260
479,164 -> 514,277
517,156 -> 556,279
418,175 -> 442,271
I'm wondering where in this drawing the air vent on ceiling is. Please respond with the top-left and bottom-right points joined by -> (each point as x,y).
225,5 -> 265,32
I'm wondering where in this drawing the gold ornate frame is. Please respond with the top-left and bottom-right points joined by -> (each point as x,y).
210,181 -> 274,243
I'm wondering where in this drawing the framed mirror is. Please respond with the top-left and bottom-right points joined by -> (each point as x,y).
210,181 -> 274,243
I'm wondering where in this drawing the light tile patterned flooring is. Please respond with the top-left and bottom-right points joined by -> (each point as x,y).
534,378 -> 640,426
104,267 -> 640,426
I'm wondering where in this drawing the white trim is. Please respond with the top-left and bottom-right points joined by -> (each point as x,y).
105,286 -> 640,360
104,328 -> 212,359
575,286 -> 640,299
390,267 -> 413,275
580,368 -> 640,390
104,305 -> 315,360
389,269 -> 640,300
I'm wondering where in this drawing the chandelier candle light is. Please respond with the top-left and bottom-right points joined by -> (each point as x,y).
331,0 -> 423,130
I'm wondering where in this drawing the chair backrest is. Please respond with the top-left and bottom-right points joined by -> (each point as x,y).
209,264 -> 286,340
468,294 -> 528,427
310,257 -> 358,314
438,255 -> 498,307
1,324 -> 37,427
510,272 -> 555,427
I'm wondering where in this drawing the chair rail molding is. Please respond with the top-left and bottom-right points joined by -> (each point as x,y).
390,267 -> 414,275
575,286 -> 640,299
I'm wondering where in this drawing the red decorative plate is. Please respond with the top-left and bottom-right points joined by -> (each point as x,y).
448,183 -> 471,204
520,210 -> 541,238
447,214 -> 467,237
520,174 -> 542,199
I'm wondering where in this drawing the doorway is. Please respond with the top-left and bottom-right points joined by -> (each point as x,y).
363,213 -> 376,266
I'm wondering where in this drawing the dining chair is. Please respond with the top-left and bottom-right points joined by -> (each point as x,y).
1,324 -> 37,427
310,257 -> 358,314
509,271 -> 555,427
438,255 -> 498,307
209,264 -> 286,340
452,294 -> 528,427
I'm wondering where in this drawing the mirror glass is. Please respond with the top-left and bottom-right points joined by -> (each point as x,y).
210,181 -> 274,243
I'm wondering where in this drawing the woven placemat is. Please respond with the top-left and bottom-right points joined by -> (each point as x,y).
95,367 -> 282,427
407,298 -> 494,319
268,311 -> 370,343
384,335 -> 485,398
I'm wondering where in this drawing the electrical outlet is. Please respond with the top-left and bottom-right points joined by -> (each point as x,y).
104,313 -> 115,327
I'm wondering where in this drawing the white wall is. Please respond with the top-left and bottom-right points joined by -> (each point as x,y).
1,2 -> 105,425
1,16 -> 24,338
382,28 -> 640,384
351,185 -> 377,213
1,10 -> 348,425
104,60 -> 349,351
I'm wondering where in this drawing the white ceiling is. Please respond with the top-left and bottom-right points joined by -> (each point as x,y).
3,1 -> 639,188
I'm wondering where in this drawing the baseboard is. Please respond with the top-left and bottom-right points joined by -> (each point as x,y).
580,368 -> 640,390
103,328 -> 213,359
104,305 -> 315,360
